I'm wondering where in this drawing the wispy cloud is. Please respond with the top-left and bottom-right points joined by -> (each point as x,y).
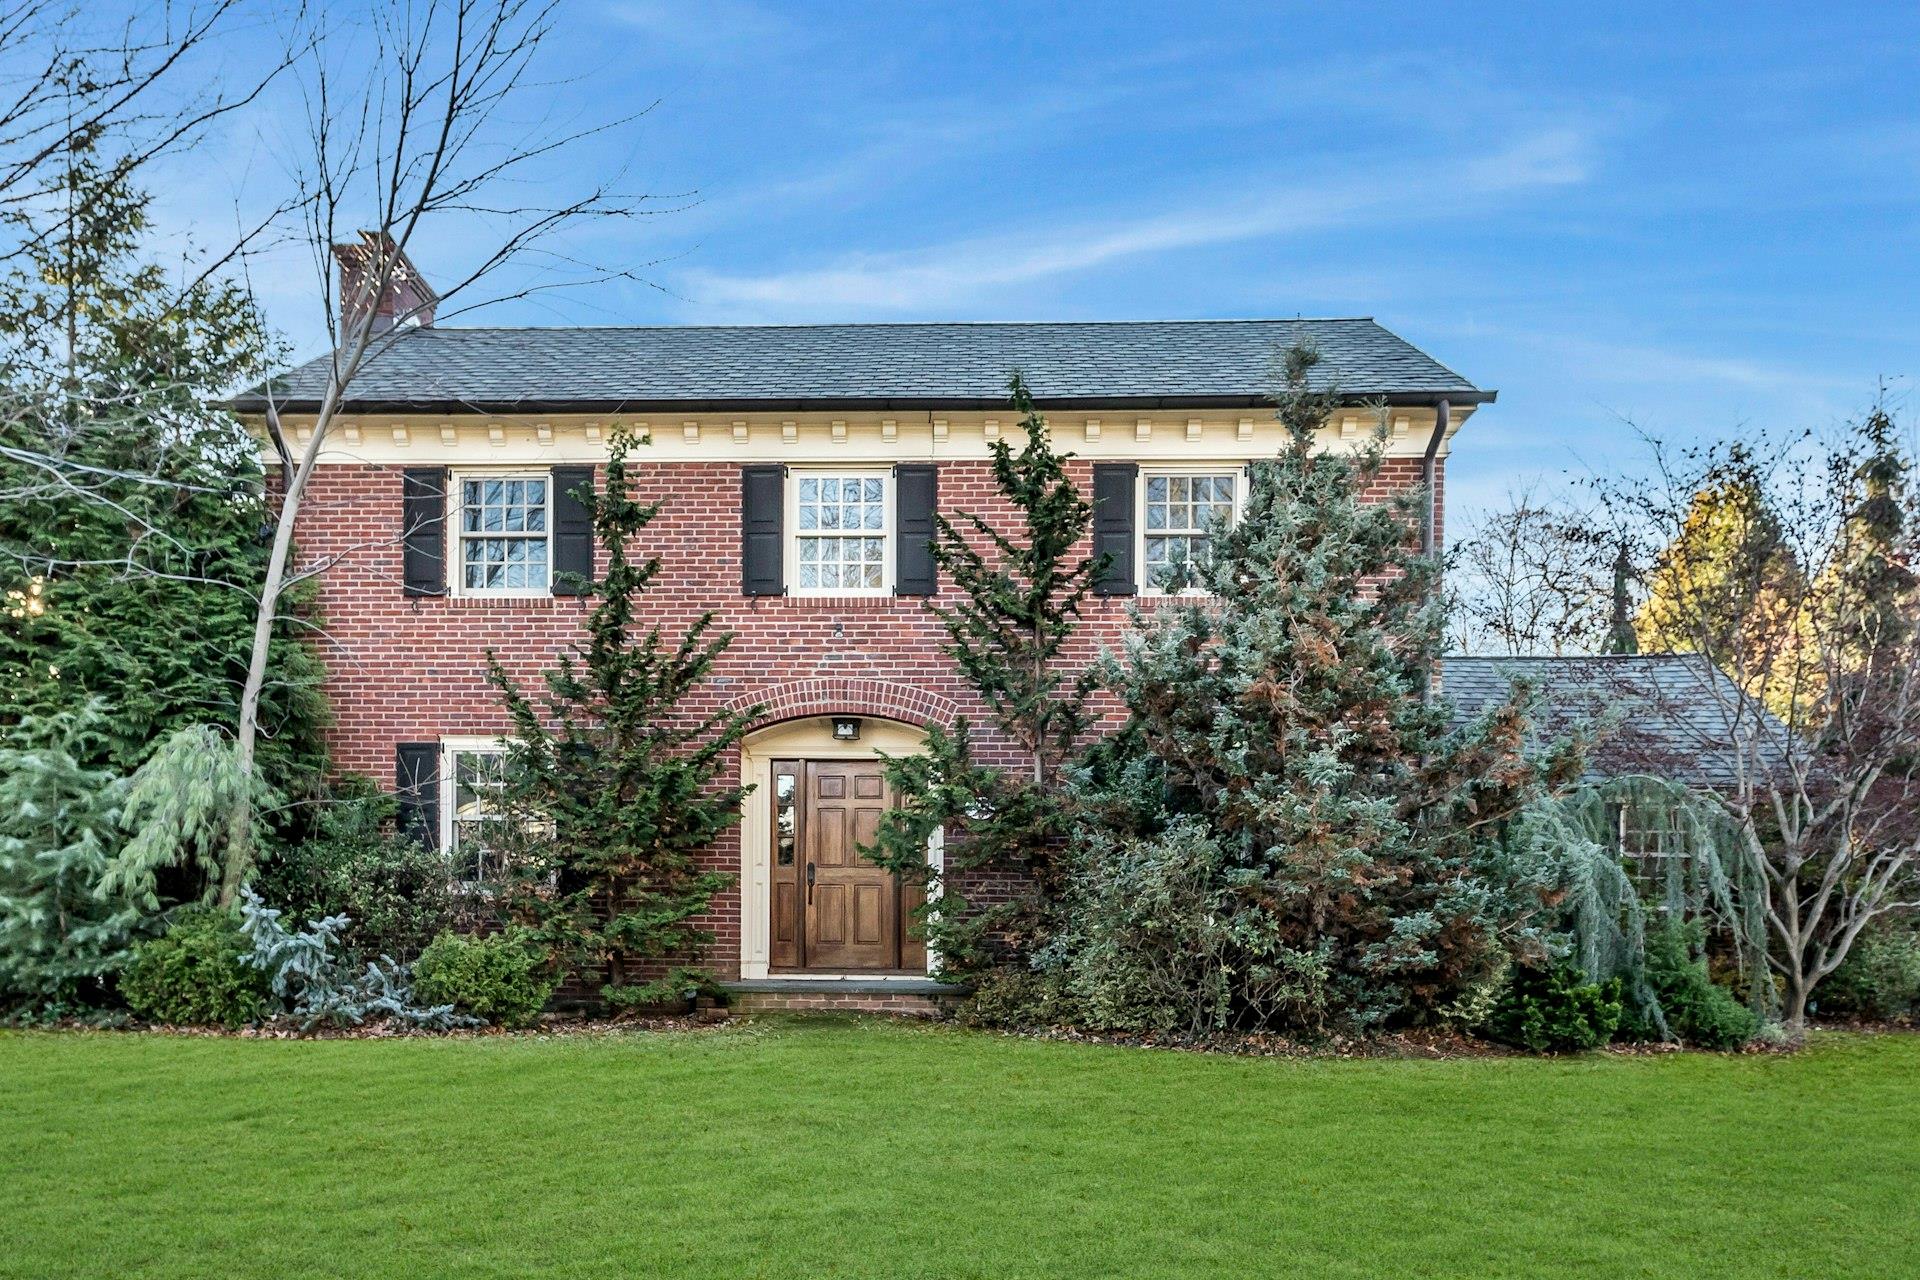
602,0 -> 794,62
677,128 -> 1596,318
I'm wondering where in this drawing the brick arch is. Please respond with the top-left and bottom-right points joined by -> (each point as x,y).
725,677 -> 959,732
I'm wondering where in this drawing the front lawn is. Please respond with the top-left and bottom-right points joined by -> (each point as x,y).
3,1021 -> 1916,1278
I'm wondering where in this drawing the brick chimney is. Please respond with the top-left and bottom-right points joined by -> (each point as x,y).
332,231 -> 437,335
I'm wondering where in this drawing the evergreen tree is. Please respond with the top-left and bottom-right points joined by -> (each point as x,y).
0,704 -> 134,1013
867,374 -> 1103,978
487,427 -> 760,1007
0,135 -> 328,801
1071,345 -> 1579,1029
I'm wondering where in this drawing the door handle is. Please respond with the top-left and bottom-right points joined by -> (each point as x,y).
806,861 -> 816,905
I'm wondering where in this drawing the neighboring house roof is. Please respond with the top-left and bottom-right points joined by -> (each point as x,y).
232,318 -> 1491,415
1440,654 -> 1791,788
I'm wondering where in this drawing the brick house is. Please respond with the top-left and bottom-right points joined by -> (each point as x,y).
237,279 -> 1493,1008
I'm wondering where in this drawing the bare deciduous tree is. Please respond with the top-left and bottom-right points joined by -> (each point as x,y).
1449,486 -> 1619,656
224,0 -> 660,899
1605,410 -> 1920,1033
0,1 -> 298,265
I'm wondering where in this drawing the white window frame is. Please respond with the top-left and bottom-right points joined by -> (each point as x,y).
439,736 -> 511,886
1137,465 -> 1246,596
785,467 -> 895,597
447,467 -> 553,598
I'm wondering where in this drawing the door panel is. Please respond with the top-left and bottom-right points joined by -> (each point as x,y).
769,756 -> 927,973
802,759 -> 897,971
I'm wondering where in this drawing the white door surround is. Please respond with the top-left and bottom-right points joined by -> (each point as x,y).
736,715 -> 941,981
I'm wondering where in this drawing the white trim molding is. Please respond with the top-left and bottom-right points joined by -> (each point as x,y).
736,716 -> 939,981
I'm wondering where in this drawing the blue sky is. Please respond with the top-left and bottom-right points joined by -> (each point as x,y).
165,1 -> 1920,528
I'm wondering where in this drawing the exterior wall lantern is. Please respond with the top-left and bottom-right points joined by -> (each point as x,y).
831,716 -> 862,742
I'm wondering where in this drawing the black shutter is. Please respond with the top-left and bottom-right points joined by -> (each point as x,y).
395,742 -> 440,850
550,465 -> 595,595
741,464 -> 786,595
1091,462 -> 1138,596
401,468 -> 448,597
894,463 -> 938,596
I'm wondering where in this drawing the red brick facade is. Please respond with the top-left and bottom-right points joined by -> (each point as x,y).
296,454 -> 1440,980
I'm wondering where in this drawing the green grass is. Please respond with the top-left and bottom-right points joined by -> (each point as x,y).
3,1021 -> 1917,1279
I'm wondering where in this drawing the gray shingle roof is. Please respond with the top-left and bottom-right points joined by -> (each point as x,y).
234,318 -> 1489,414
1440,654 -> 1791,788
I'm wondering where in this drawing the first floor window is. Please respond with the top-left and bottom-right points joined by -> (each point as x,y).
444,743 -> 509,883
456,473 -> 549,593
1143,470 -> 1238,592
793,471 -> 889,592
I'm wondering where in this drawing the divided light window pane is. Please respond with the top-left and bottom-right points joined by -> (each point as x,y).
1144,471 -> 1237,591
794,473 -> 887,590
458,475 -> 549,591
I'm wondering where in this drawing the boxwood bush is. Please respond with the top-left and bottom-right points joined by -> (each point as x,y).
1485,961 -> 1622,1053
411,930 -> 556,1027
120,906 -> 271,1028
1621,923 -> 1758,1049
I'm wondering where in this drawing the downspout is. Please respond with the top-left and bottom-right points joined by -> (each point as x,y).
1422,398 -> 1449,559
1421,398 -> 1450,705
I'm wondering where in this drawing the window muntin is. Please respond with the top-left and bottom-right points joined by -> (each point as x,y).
444,745 -> 508,884
1612,803 -> 1689,904
792,472 -> 889,593
456,474 -> 549,593
1142,470 -> 1238,593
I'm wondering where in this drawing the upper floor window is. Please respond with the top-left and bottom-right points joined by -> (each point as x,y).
1142,469 -> 1239,593
456,472 -> 549,594
790,470 -> 891,595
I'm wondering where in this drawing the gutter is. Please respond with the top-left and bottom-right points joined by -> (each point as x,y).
226,389 -> 1494,417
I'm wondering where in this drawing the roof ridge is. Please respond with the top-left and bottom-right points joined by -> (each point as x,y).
1447,653 -> 1701,662
395,317 -> 1385,334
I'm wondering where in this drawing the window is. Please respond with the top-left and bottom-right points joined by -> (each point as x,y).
1613,802 -> 1688,903
455,473 -> 549,594
791,471 -> 890,594
1142,470 -> 1239,593
442,741 -> 509,883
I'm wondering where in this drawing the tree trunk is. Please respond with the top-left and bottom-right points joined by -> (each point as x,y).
219,448 -> 312,905
219,420 -> 324,901
1782,976 -> 1811,1040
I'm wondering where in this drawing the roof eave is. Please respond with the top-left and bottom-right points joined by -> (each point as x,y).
228,388 -> 1495,417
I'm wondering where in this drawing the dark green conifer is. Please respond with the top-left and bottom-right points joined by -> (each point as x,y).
867,373 -> 1103,978
487,427 -> 759,1007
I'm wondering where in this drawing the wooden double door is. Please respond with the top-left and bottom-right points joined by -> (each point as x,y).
769,759 -> 925,973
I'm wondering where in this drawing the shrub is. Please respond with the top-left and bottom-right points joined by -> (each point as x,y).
1620,922 -> 1758,1049
254,777 -> 463,961
237,888 -> 467,1031
1485,961 -> 1622,1053
1033,818 -> 1348,1037
955,969 -> 1067,1030
120,907 -> 270,1028
1818,922 -> 1920,1022
412,930 -> 556,1027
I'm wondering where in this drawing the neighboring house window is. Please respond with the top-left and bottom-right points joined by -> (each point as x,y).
790,470 -> 891,594
1614,803 -> 1687,902
441,740 -> 509,883
454,472 -> 549,594
1141,469 -> 1240,593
